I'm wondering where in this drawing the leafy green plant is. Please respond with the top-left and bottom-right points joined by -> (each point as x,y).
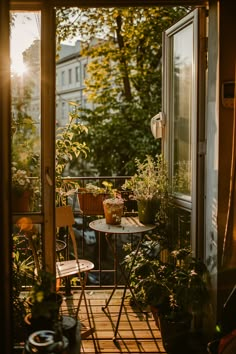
122,154 -> 170,223
123,236 -> 210,321
12,236 -> 37,345
55,107 -> 89,205
56,7 -> 190,175
81,181 -> 116,197
28,270 -> 62,321
11,163 -> 38,197
12,251 -> 30,345
122,154 -> 169,201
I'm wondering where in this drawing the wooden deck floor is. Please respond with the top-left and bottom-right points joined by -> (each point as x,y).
61,288 -> 166,354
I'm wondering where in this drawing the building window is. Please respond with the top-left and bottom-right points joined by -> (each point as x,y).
82,96 -> 87,108
61,71 -> 65,86
62,101 -> 66,123
75,65 -> 80,84
83,63 -> 87,81
68,68 -> 72,84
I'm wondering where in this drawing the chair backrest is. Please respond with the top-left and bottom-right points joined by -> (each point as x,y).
56,205 -> 78,261
56,205 -> 75,228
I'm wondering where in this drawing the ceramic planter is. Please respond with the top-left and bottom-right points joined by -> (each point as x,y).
103,198 -> 124,225
137,198 -> 160,224
158,313 -> 192,353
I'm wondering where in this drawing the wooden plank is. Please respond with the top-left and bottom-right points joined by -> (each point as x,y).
67,289 -> 167,353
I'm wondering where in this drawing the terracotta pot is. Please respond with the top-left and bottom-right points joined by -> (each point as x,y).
78,189 -> 108,215
103,198 -> 124,225
12,190 -> 31,212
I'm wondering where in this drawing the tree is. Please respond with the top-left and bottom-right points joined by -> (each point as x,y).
56,6 -> 190,175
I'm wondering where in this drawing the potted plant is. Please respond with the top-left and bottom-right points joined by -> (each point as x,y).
78,181 -> 116,216
25,270 -> 63,335
123,237 -> 210,353
122,154 -> 169,224
11,163 -> 36,212
12,249 -> 32,348
103,196 -> 124,225
12,229 -> 42,349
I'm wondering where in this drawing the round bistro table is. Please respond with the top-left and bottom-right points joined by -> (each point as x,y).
89,216 -> 156,341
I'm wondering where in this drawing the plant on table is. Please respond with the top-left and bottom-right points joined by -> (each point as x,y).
122,154 -> 169,224
103,196 -> 124,225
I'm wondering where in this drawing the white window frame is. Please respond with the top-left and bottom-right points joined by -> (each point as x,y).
163,8 -> 206,253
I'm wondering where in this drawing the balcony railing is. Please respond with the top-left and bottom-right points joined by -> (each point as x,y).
62,176 -> 139,290
13,175 -> 191,292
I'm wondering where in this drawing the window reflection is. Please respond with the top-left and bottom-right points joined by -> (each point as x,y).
172,24 -> 193,197
10,12 -> 41,212
13,217 -> 42,281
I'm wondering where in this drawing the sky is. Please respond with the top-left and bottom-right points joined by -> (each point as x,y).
10,11 -> 76,74
10,12 -> 40,74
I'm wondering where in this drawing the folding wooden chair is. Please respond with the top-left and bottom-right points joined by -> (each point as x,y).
55,205 -> 96,343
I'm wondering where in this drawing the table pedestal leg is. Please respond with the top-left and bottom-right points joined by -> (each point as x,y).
102,232 -> 146,341
112,284 -> 127,341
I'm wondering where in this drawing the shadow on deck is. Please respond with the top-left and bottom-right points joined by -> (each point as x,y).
61,289 -> 208,354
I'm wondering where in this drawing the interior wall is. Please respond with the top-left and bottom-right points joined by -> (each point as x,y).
217,0 -> 236,314
204,0 -> 219,333
0,0 -> 12,353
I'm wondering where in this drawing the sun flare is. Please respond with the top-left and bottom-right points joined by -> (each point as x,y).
11,60 -> 28,76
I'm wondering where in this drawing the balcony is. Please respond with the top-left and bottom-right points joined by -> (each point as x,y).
13,176 -> 207,353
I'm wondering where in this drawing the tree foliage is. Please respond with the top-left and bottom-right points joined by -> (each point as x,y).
56,6 -> 190,175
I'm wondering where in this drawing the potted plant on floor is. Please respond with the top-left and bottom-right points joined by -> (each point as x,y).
25,270 -> 63,335
123,237 -> 210,354
122,154 -> 169,224
12,250 -> 31,348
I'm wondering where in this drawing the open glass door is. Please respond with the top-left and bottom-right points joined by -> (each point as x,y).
10,6 -> 56,349
162,8 -> 206,254
10,5 -> 56,274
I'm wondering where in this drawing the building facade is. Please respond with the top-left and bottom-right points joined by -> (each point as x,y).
56,40 -> 93,126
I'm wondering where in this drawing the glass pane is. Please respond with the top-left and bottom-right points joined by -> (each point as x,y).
12,219 -> 43,345
171,24 -> 193,197
10,12 -> 41,212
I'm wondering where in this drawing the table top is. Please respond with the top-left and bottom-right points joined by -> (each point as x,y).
89,216 -> 156,234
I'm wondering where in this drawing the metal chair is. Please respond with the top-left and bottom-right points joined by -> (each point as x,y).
55,205 -> 96,342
